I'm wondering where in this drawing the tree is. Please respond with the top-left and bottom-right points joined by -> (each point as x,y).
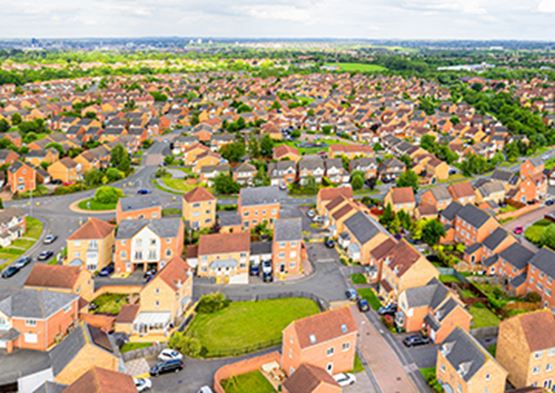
214,173 -> 240,195
106,168 -> 124,182
248,137 -> 260,158
45,142 -> 64,156
396,170 -> 419,191
196,293 -> 229,313
350,171 -> 365,190
303,175 -> 319,194
379,203 -> 396,228
11,113 -> 21,125
422,219 -> 446,246
219,142 -> 246,163
84,169 -> 104,187
0,118 -> 9,132
110,144 -> 131,174
168,333 -> 201,358
397,210 -> 413,232
93,186 -> 123,204
541,224 -> 555,249
260,134 -> 274,157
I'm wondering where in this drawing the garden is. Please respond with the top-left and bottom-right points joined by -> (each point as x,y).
90,293 -> 129,315
0,217 -> 43,270
525,218 -> 555,249
222,371 -> 276,393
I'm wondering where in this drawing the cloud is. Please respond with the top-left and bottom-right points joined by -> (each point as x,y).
240,4 -> 312,22
538,0 -> 555,13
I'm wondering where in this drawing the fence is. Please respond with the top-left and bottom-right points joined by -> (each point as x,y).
122,342 -> 167,362
222,291 -> 330,312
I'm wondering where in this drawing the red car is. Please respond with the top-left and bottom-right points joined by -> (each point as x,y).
513,226 -> 524,235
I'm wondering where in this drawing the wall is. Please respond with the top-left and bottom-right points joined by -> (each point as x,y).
496,203 -> 541,222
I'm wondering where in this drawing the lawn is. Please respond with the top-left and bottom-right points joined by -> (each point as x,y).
324,62 -> 387,73
185,298 -> 320,357
469,303 -> 501,328
121,342 -> 153,353
351,273 -> 367,285
525,219 -> 552,246
78,198 -> 117,211
352,353 -> 365,373
160,177 -> 197,193
0,217 -> 43,270
162,208 -> 182,217
439,274 -> 461,284
91,293 -> 128,315
419,368 -> 442,393
498,205 -> 517,214
357,288 -> 382,311
222,371 -> 276,393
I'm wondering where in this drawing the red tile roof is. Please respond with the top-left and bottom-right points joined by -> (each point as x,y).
67,217 -> 114,240
390,187 -> 415,204
318,186 -> 353,202
273,144 -> 299,158
198,232 -> 250,255
448,181 -> 475,199
283,364 -> 340,393
63,367 -> 136,393
153,256 -> 191,291
183,186 -> 215,203
24,264 -> 82,289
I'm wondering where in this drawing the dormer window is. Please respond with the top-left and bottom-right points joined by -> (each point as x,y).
309,334 -> 317,344
341,324 -> 347,333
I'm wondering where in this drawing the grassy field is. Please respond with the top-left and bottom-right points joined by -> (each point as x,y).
77,198 -> 117,211
91,293 -> 128,315
186,298 -> 320,357
525,219 -> 552,246
121,342 -> 153,353
222,371 -> 276,393
351,273 -> 367,285
325,62 -> 387,73
439,274 -> 461,284
357,288 -> 382,311
161,177 -> 198,193
0,217 -> 43,269
469,303 -> 501,328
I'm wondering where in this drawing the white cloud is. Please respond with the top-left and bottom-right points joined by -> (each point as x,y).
241,4 -> 312,22
538,0 -> 555,13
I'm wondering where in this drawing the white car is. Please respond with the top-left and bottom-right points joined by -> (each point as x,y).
134,378 -> 152,392
198,387 -> 214,393
157,348 -> 183,362
333,373 -> 357,387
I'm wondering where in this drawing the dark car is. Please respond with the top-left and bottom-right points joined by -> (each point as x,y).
14,256 -> 32,269
137,189 -> 151,195
378,303 -> 398,316
98,263 -> 115,277
325,238 -> 335,248
262,271 -> 273,283
546,199 -> 554,206
144,268 -> 157,279
345,288 -> 358,301
1,265 -> 20,279
403,334 -> 431,347
149,359 -> 184,376
250,264 -> 260,276
357,298 -> 370,312
37,250 -> 54,261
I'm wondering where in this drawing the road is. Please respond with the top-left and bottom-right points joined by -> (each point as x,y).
502,204 -> 555,251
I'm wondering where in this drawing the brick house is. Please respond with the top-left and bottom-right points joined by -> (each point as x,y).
238,186 -> 281,230
453,204 -> 499,247
24,264 -> 95,302
525,248 -> 555,309
116,196 -> 162,224
340,211 -> 390,264
182,186 -> 216,230
47,157 -> 81,184
316,186 -> 353,216
268,160 -> 297,187
7,161 -> 36,194
384,186 -> 416,214
62,367 -> 137,393
281,307 -> 358,377
272,218 -> 303,279
273,144 -> 301,162
66,217 -> 115,272
419,186 -> 453,212
448,182 -> 476,205
283,364 -> 341,393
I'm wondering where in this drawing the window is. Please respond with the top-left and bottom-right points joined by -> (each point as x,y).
342,342 -> 350,351
532,366 -> 540,375
547,364 -> 553,372
150,239 -> 156,245
485,374 -> 491,381
25,319 -> 37,327
440,364 -> 446,373
121,251 -> 127,259
549,349 -> 555,357
291,241 -> 297,247
155,301 -> 160,307
24,333 -> 38,343
155,288 -> 160,294
326,347 -> 334,356
326,363 -> 333,373
166,249 -> 172,257
279,242 -> 285,248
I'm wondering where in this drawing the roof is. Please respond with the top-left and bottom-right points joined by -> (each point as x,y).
318,186 -> 353,202
250,241 -> 272,255
288,307 -> 357,349
441,328 -> 493,382
63,367 -> 136,393
117,196 -> 161,212
152,256 -> 190,291
477,180 -> 505,197
67,217 -> 114,240
274,218 -> 302,242
24,264 -> 83,290
0,349 -> 52,386
198,232 -> 250,255
529,248 -> 555,278
499,243 -> 534,270
482,227 -> 510,251
429,185 -> 452,202
440,201 -> 463,221
283,364 -> 339,393
115,304 -> 140,324
217,210 -> 242,226
448,181 -> 475,199
239,186 -> 282,206
404,280 -> 449,309
389,187 -> 415,204
384,240 -> 426,278
456,204 -> 492,229
344,212 -> 383,245
32,381 -> 66,393
370,238 -> 397,260
0,289 -> 77,319
116,218 -> 181,240
273,144 -> 299,157
500,310 -> 555,353
183,186 -> 215,203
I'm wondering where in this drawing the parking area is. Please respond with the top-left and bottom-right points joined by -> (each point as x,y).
394,333 -> 438,369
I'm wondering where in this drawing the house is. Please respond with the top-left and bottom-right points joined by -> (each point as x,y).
448,182 -> 476,205
47,157 -> 80,184
316,186 -> 353,216
378,157 -> 406,181
0,149 -> 19,166
466,227 -> 517,274
324,158 -> 349,184
25,148 -> 59,167
24,264 -> 94,302
420,186 -> 453,211
273,144 -> 301,162
525,248 -> 555,309
298,156 -> 325,185
495,243 -> 535,295
0,207 -> 26,248
328,144 -> 373,159
61,367 -> 136,393
384,187 -> 416,213
272,218 -> 303,279
436,328 -> 507,393
192,232 -> 250,284
66,218 -> 115,272
496,310 -> 555,390
199,163 -> 230,187
133,256 -> 192,337
7,161 -> 36,194
233,162 -> 257,186
268,160 -> 297,187
0,289 -> 79,353
115,196 -> 162,224
475,180 -> 506,204
238,186 -> 281,230
192,151 -> 223,174
396,279 -> 472,343
453,204 -> 499,247
182,186 -> 217,230
281,307 -> 357,377
114,218 -> 184,274
340,211 -> 390,263
349,157 -> 377,179
283,364 -> 341,393
378,240 -> 439,301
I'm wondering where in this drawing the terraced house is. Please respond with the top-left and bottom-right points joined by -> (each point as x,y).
238,186 -> 281,230
115,196 -> 162,224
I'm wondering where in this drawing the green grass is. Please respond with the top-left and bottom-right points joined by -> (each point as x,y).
351,273 -> 367,285
91,293 -> 128,315
222,371 -> 276,393
357,288 -> 382,311
185,298 -> 320,358
352,353 -> 365,373
419,368 -> 442,393
0,217 -> 43,270
160,177 -> 197,193
499,205 -> 517,214
78,198 -> 117,211
487,343 -> 497,357
458,288 -> 476,299
439,274 -> 461,284
121,342 -> 153,353
525,219 -> 552,246
162,208 -> 181,217
469,303 -> 501,328
324,62 -> 387,73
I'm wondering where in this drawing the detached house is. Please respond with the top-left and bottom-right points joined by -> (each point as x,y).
182,186 -> 216,230
66,218 -> 115,272
349,157 -> 377,179
453,204 -> 498,247
268,160 -> 297,187
0,208 -> 26,248
273,144 -> 301,162
61,367 -> 137,393
340,212 -> 390,264
420,186 -> 452,212
24,264 -> 94,302
384,186 -> 416,214
298,156 -> 325,185
47,157 -> 80,184
324,158 -> 349,184
283,364 -> 340,393
7,161 -> 36,194
272,218 -> 303,279
448,182 -> 476,205
233,162 -> 257,186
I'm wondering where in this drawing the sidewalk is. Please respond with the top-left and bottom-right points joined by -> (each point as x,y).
352,306 -> 419,393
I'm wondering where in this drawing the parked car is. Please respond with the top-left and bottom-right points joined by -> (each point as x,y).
144,268 -> 157,279
198,387 -> 214,393
149,359 -> 184,376
137,189 -> 151,195
261,260 -> 272,275
158,349 -> 183,362
250,263 -> 260,276
345,288 -> 358,301
37,250 -> 54,261
134,378 -> 152,392
546,199 -> 554,206
325,238 -> 335,248
307,209 -> 316,218
333,373 -> 357,387
357,298 -> 370,312
312,215 -> 324,224
513,226 -> 524,235
13,256 -> 32,269
98,263 -> 115,277
262,271 -> 273,283
403,334 -> 431,347
279,183 -> 288,191
378,303 -> 398,317
1,265 -> 20,279
43,234 -> 57,244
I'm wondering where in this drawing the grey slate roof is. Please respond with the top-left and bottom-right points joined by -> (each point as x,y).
440,201 -> 463,221
0,349 -> 52,385
483,228 -> 509,251
404,280 -> 449,309
344,212 -> 383,245
217,211 -> 242,226
509,272 -> 527,289
429,185 -> 452,202
482,255 -> 499,267
116,218 -> 181,239
250,241 -> 272,255
239,186 -> 282,206
456,204 -> 491,229
274,218 -> 302,242
499,243 -> 535,270
118,196 -> 161,212
0,289 -> 77,319
465,243 -> 483,255
299,157 -> 325,171
442,328 -> 490,382
529,248 -> 555,278
491,169 -> 518,184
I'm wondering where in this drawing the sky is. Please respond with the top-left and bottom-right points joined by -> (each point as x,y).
0,0 -> 554,41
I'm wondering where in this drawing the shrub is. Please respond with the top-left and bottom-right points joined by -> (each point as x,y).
94,186 -> 123,204
524,291 -> 542,303
106,168 -> 124,182
169,332 -> 202,357
196,293 -> 230,314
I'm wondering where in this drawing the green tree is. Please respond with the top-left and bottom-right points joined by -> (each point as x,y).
350,171 -> 365,190
219,142 -> 246,163
379,203 -> 396,228
248,137 -> 260,158
106,168 -> 124,182
0,118 -> 9,132
397,210 -> 413,232
396,170 -> 419,192
422,219 -> 446,246
260,134 -> 274,157
196,293 -> 229,313
93,186 -> 123,204
11,113 -> 22,125
84,169 -> 104,187
110,144 -> 131,174
214,173 -> 240,195
541,224 -> 555,249
168,333 -> 201,358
